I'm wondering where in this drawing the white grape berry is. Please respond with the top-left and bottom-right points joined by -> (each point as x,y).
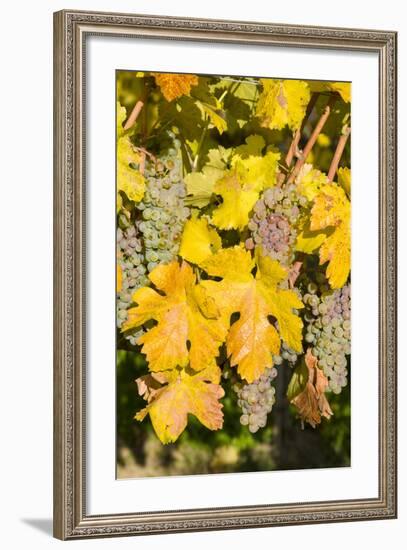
234,368 -> 278,432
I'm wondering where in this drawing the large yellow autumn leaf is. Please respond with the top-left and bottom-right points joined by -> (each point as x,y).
122,261 -> 227,372
135,364 -> 224,444
201,247 -> 304,383
310,183 -> 351,288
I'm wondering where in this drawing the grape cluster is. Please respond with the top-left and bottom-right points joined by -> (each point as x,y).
246,183 -> 306,265
234,368 -> 278,433
303,283 -> 351,394
136,151 -> 190,273
116,216 -> 149,344
116,145 -> 190,346
272,342 -> 298,368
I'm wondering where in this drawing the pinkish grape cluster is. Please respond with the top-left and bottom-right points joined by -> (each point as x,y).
246,183 -> 305,265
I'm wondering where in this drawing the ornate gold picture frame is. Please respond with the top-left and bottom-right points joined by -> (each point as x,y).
53,9 -> 397,540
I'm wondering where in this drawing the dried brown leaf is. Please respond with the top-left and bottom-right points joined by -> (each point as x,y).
291,348 -> 333,428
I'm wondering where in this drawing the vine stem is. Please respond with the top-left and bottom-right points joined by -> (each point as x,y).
327,126 -> 351,181
193,117 -> 209,172
288,261 -> 303,289
285,92 -> 319,167
179,132 -> 193,174
139,151 -> 146,175
287,95 -> 337,184
123,100 -> 144,130
285,129 -> 301,168
135,147 -> 157,163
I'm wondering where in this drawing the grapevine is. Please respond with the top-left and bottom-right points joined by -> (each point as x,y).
116,71 -> 351,451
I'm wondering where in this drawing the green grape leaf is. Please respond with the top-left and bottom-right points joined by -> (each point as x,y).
159,95 -> 204,141
196,100 -> 228,135
223,94 -> 251,128
287,359 -> 309,401
184,148 -> 229,207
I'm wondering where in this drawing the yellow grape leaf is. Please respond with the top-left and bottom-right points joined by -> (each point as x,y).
153,73 -> 198,102
319,226 -> 350,290
117,264 -> 123,293
234,135 -> 265,158
290,349 -> 333,428
179,217 -> 221,266
196,100 -> 227,134
184,172 -> 216,208
311,183 -> 351,288
256,79 -> 310,131
308,81 -> 351,103
296,164 -> 329,201
201,247 -> 304,382
122,261 -> 227,372
338,167 -> 351,197
211,171 -> 260,230
116,193 -> 123,212
329,82 -> 351,103
311,183 -> 349,228
117,136 -> 145,203
117,102 -> 127,138
135,364 -> 224,444
184,148 -> 228,207
295,224 -> 329,254
211,149 -> 280,229
232,150 -> 280,190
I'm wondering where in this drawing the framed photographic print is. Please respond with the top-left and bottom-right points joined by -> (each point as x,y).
53,9 -> 397,540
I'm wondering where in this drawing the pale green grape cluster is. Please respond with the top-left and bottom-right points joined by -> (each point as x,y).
116,215 -> 149,345
116,144 -> 190,346
233,367 -> 278,433
136,150 -> 190,273
303,283 -> 351,394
